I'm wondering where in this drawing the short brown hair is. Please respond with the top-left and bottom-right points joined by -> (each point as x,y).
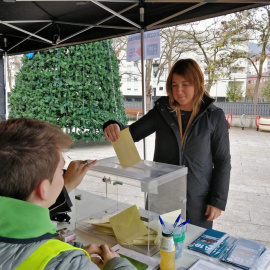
0,118 -> 73,201
166,59 -> 207,115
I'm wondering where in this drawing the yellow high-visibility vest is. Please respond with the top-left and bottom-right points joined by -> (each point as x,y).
16,239 -> 91,270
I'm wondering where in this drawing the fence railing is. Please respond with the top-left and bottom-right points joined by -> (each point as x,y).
215,102 -> 270,116
124,101 -> 270,116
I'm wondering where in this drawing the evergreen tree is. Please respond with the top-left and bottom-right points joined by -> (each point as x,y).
9,40 -> 128,142
261,77 -> 270,102
226,80 -> 243,102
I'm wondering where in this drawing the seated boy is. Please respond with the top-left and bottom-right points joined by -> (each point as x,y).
0,118 -> 135,270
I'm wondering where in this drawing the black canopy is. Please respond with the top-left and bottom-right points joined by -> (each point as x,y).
0,0 -> 269,122
0,0 -> 268,55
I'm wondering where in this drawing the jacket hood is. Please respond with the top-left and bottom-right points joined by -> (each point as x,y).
0,196 -> 56,242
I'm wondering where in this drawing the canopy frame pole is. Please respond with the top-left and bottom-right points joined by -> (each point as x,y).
0,53 -> 6,122
139,1 -> 147,160
57,4 -> 138,45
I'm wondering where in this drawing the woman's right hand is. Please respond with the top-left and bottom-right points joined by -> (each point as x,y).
104,124 -> 120,142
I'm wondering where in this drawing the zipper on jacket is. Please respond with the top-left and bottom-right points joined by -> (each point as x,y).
181,109 -> 208,164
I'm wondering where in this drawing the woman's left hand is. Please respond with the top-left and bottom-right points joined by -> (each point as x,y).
64,159 -> 97,193
205,205 -> 222,221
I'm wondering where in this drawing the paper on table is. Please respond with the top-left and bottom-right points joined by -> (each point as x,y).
111,128 -> 141,167
112,244 -> 160,270
109,205 -> 148,243
161,209 -> 181,224
188,259 -> 227,270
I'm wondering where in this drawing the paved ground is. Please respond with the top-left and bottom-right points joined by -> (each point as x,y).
64,126 -> 270,250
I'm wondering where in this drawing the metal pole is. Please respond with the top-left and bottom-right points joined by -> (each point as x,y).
216,82 -> 217,102
4,52 -> 8,119
0,53 -> 6,122
140,5 -> 147,160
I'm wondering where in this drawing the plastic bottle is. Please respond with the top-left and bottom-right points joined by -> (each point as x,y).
160,229 -> 176,270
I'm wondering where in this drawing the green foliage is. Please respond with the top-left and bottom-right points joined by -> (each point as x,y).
226,80 -> 243,102
261,77 -> 270,102
9,40 -> 128,142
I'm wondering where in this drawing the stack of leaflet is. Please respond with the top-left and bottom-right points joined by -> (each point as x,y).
220,238 -> 266,270
188,229 -> 267,270
188,229 -> 230,257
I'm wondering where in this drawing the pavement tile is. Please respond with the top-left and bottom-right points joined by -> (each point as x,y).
227,190 -> 248,201
245,179 -> 270,188
250,211 -> 270,226
218,209 -> 251,222
247,193 -> 270,204
229,184 -> 267,194
229,178 -> 246,185
226,198 -> 270,212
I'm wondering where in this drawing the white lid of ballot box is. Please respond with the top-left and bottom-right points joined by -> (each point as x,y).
88,156 -> 188,193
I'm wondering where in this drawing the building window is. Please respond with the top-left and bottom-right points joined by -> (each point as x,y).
159,87 -> 163,91
134,77 -> 138,91
127,78 -> 132,91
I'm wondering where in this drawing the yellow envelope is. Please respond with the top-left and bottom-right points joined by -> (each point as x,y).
85,214 -> 112,228
109,205 -> 148,243
92,225 -> 115,236
111,128 -> 141,167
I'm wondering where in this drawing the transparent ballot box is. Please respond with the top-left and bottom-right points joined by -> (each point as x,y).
75,156 -> 187,256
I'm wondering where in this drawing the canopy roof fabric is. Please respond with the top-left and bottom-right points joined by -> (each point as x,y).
0,0 -> 269,56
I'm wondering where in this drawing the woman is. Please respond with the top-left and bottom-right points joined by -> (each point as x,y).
103,59 -> 231,229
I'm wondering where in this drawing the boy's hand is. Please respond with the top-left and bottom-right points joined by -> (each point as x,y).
100,244 -> 120,265
64,159 -> 97,193
83,244 -> 103,265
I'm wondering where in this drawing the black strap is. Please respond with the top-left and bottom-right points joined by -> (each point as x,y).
49,170 -> 73,221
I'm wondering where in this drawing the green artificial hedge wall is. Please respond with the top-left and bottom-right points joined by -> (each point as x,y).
9,40 -> 128,142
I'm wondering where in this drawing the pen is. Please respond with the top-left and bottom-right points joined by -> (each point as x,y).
159,215 -> 165,228
177,219 -> 190,227
173,213 -> 181,228
90,254 -> 104,264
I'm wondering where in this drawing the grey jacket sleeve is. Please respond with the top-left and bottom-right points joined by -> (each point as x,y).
44,249 -> 136,270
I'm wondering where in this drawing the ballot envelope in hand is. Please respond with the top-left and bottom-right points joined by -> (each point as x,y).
111,128 -> 141,167
109,205 -> 148,243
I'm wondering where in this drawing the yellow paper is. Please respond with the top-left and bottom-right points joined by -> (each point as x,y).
92,225 -> 115,236
109,205 -> 148,243
111,128 -> 141,167
85,214 -> 112,228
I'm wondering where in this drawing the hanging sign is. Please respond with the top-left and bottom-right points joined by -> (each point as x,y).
126,30 -> 160,62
